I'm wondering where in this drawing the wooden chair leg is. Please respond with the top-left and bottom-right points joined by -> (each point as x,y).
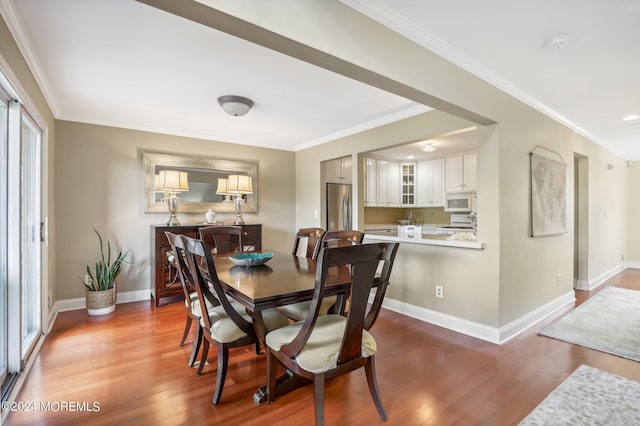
212,345 -> 229,405
266,348 -> 277,403
364,356 -> 387,420
188,325 -> 203,367
197,339 -> 209,376
313,373 -> 325,426
255,339 -> 261,355
180,315 -> 192,346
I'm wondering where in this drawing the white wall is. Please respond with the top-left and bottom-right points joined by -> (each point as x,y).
55,121 -> 296,300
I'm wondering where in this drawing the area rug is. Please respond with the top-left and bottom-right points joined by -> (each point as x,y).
538,286 -> 640,362
519,364 -> 640,425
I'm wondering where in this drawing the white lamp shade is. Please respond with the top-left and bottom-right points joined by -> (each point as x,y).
226,174 -> 253,194
156,170 -> 189,192
216,178 -> 229,195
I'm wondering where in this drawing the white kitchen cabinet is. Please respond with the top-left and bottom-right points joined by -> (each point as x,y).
376,160 -> 400,207
417,158 -> 445,207
325,155 -> 352,184
400,163 -> 416,206
445,152 -> 477,192
363,157 -> 377,207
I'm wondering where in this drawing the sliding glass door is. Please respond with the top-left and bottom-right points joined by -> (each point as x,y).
0,74 -> 44,400
20,113 -> 41,357
0,88 -> 8,389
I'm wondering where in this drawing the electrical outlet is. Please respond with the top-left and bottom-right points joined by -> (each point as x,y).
84,274 -> 93,285
435,285 -> 444,298
556,273 -> 561,286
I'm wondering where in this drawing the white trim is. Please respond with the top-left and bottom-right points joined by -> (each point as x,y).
373,289 -> 575,345
295,104 -> 432,151
340,0 -> 626,159
54,289 -> 151,313
575,264 -> 625,291
0,0 -> 60,116
623,261 -> 640,270
497,290 -> 575,344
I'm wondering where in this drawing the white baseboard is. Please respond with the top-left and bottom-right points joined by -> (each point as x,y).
53,290 -> 151,313
497,290 -> 575,344
624,261 -> 640,270
374,290 -> 575,345
575,264 -> 626,291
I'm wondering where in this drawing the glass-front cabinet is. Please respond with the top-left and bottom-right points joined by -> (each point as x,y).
401,163 -> 416,206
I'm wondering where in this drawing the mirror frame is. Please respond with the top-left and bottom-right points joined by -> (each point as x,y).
143,152 -> 258,214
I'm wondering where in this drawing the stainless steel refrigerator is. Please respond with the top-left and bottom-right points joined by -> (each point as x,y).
326,183 -> 352,231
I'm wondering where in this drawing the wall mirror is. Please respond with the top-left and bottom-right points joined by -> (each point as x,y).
143,152 -> 258,214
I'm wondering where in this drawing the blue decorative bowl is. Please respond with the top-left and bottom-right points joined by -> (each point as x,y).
229,251 -> 273,267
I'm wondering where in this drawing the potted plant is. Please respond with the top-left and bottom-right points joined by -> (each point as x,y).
83,229 -> 131,316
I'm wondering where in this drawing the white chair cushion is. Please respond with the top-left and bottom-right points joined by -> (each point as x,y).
265,314 -> 377,374
276,296 -> 338,322
201,304 -> 290,344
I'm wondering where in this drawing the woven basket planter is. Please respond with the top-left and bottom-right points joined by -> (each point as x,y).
86,284 -> 117,316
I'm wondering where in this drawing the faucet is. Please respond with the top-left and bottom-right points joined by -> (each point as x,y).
408,211 -> 413,224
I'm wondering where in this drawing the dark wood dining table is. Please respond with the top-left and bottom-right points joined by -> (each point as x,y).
212,250 -> 353,403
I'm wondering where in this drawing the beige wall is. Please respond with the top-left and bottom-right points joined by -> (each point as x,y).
217,1 -> 629,328
55,121 -> 295,300
628,162 -> 640,263
0,13 -> 57,310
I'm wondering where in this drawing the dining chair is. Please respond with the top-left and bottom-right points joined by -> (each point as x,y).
291,228 -> 326,259
165,232 -> 215,368
180,235 -> 289,405
319,229 -> 364,249
277,228 -> 338,321
265,241 -> 399,425
199,225 -> 244,255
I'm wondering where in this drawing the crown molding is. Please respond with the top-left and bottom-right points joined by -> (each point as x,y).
340,0 -> 625,158
295,104 -> 432,151
0,0 -> 60,116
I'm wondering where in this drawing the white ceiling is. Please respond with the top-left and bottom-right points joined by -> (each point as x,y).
3,0 -> 639,159
345,0 -> 640,160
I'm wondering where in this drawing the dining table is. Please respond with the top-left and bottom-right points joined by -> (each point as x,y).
212,250 -> 354,404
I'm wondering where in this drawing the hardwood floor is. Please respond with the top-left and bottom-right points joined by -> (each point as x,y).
7,269 -> 640,425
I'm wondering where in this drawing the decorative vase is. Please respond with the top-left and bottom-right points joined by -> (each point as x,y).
205,209 -> 215,224
86,284 -> 117,316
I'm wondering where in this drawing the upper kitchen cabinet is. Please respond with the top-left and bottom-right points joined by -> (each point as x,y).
363,157 -> 377,207
325,155 -> 352,184
445,152 -> 477,192
400,163 -> 416,206
376,160 -> 400,207
417,158 -> 445,207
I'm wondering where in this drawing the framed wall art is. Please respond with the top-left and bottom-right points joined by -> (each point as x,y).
530,146 -> 567,237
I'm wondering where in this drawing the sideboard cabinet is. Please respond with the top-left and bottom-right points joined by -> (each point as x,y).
150,224 -> 262,306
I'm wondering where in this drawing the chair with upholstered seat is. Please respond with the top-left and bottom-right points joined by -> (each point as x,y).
291,227 -> 325,259
266,242 -> 399,425
277,229 -> 364,321
165,232 -> 211,368
199,225 -> 245,254
278,228 -> 337,321
180,235 -> 289,404
319,229 -> 364,249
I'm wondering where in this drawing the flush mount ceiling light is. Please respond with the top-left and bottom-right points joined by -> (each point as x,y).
622,115 -> 640,121
421,142 -> 437,153
217,95 -> 254,116
544,33 -> 571,49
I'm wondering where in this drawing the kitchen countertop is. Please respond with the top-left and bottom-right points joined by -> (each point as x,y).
363,224 -> 484,250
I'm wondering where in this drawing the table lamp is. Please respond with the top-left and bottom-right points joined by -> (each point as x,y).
216,178 -> 233,203
155,170 -> 189,226
226,174 -> 253,225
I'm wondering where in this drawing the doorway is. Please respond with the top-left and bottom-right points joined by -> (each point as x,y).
574,154 -> 589,289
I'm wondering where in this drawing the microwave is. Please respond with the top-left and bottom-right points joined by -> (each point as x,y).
444,192 -> 476,212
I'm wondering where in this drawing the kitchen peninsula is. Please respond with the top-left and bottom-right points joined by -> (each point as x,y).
364,225 -> 484,249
